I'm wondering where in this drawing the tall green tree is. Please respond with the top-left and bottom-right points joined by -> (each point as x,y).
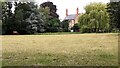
0,2 -> 2,34
40,1 -> 59,19
40,1 -> 60,32
2,2 -> 14,34
61,20 -> 69,32
14,2 -> 44,34
2,1 -> 61,34
38,7 -> 50,32
0,20 -> 2,35
78,2 -> 110,33
107,1 -> 120,32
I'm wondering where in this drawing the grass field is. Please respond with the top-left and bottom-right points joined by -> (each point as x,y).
2,33 -> 118,66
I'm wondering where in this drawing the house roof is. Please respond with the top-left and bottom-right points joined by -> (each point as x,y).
64,14 -> 77,20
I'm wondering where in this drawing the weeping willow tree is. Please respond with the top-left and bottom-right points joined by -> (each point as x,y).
78,2 -> 110,33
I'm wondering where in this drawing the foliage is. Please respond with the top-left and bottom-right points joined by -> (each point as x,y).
14,2 -> 43,34
2,1 -> 61,34
40,1 -> 60,32
40,1 -> 59,19
46,18 -> 60,32
0,2 -> 2,34
2,2 -> 14,34
80,25 -> 90,33
107,1 -> 120,32
78,2 -> 110,33
61,20 -> 69,32
0,20 -> 2,35
71,23 -> 79,32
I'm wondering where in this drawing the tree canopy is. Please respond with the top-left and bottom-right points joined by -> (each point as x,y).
40,1 -> 59,19
2,1 -> 61,34
107,1 -> 120,32
78,2 -> 110,33
40,1 -> 60,32
2,2 -> 14,34
2,1 -> 119,34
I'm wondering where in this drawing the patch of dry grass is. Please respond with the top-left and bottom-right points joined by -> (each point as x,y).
2,33 -> 118,66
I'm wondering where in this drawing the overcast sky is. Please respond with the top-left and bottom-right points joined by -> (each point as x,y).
35,0 -> 110,20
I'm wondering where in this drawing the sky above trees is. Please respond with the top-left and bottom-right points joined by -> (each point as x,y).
35,0 -> 110,20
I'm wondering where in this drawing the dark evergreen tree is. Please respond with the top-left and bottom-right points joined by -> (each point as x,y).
40,1 -> 59,19
47,18 -> 60,32
0,2 -> 2,34
107,1 -> 120,32
2,2 -> 14,34
61,20 -> 69,32
40,1 -> 60,32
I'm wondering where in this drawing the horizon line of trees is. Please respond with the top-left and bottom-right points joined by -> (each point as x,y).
2,1 -> 68,35
75,2 -> 120,33
1,1 -> 120,35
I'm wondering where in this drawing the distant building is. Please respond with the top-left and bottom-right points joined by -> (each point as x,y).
64,8 -> 80,30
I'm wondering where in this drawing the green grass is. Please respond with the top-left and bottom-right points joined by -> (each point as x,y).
2,33 -> 118,66
35,32 -> 116,35
34,32 -> 82,35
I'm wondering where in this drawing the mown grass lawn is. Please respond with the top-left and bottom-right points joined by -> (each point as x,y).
2,33 -> 118,66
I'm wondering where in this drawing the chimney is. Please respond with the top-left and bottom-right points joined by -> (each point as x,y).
66,8 -> 68,16
76,7 -> 79,16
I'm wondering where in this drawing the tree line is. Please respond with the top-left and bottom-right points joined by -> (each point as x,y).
74,2 -> 120,33
2,1 -> 66,35
1,1 -> 120,35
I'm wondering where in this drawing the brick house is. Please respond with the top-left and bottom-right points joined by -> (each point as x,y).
64,8 -> 80,30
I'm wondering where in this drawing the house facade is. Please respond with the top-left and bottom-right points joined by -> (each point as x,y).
64,8 -> 80,30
